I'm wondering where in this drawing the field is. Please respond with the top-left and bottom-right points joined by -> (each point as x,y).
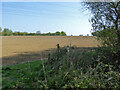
2,36 -> 100,66
2,36 -> 120,89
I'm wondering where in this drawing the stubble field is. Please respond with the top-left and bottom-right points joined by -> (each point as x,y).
1,36 -> 100,66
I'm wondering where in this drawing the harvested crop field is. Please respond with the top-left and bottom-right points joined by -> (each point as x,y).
1,36 -> 100,66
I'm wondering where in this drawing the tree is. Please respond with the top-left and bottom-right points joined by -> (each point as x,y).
55,31 -> 61,36
13,32 -> 19,36
2,28 -> 13,36
36,31 -> 41,34
0,27 -> 2,36
83,1 -> 120,46
23,32 -> 28,36
83,1 -> 120,66
91,31 -> 99,36
36,31 -> 41,35
50,33 -> 56,36
29,33 -> 36,36
61,31 -> 66,36
48,32 -> 51,36
79,34 -> 83,36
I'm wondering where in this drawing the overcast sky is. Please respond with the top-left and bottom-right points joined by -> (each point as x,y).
2,2 -> 92,36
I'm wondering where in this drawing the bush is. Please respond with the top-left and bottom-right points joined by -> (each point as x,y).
96,28 -> 118,47
92,28 -> 120,70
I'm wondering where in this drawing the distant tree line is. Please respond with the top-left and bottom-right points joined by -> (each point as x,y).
0,27 -> 67,36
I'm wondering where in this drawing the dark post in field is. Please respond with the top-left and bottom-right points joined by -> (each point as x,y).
56,44 -> 60,60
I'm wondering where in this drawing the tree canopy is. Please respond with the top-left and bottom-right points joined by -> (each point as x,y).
61,31 -> 67,36
83,1 -> 120,46
1,28 -> 67,36
83,1 -> 120,65
2,28 -> 13,36
83,1 -> 120,31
